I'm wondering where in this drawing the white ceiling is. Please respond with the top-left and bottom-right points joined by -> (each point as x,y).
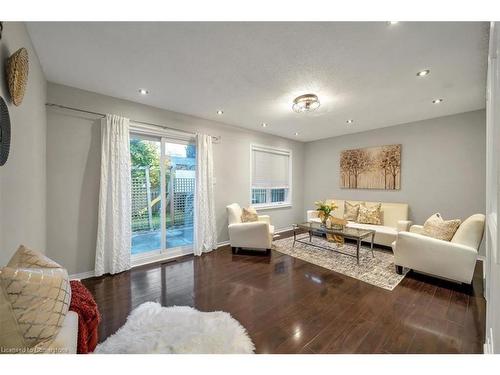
27,22 -> 489,142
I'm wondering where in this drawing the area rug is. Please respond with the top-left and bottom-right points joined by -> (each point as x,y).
273,235 -> 407,290
94,302 -> 255,354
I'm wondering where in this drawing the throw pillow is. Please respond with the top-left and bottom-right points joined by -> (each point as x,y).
344,201 -> 361,221
8,244 -> 62,269
422,213 -> 461,241
0,245 -> 71,352
357,203 -> 382,225
241,207 -> 258,222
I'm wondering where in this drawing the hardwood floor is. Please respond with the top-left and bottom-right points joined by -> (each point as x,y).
82,233 -> 486,354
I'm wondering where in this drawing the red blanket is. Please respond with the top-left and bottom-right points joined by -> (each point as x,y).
69,280 -> 101,354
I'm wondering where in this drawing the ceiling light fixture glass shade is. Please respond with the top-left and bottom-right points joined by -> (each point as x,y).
292,94 -> 320,113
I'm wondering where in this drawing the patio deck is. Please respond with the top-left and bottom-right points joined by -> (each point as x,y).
131,225 -> 194,254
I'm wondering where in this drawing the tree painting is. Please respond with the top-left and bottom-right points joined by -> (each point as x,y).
340,144 -> 401,190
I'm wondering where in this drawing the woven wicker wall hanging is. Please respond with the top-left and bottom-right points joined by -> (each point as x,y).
5,47 -> 29,106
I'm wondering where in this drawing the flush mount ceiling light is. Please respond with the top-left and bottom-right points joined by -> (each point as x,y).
261,122 -> 268,127
388,21 -> 399,25
292,94 -> 320,113
138,88 -> 149,95
216,110 -> 224,115
432,98 -> 444,104
346,119 -> 354,124
416,69 -> 430,77
294,132 -> 299,136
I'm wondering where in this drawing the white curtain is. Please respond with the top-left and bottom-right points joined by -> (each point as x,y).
194,134 -> 217,255
95,114 -> 131,276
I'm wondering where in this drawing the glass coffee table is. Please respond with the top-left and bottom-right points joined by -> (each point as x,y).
292,222 -> 376,264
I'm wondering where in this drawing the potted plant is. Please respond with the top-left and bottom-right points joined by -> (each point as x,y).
314,200 -> 339,226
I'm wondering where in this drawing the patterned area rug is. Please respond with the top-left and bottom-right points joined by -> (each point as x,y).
273,235 -> 407,290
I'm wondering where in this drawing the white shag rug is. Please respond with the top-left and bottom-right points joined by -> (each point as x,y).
95,302 -> 255,354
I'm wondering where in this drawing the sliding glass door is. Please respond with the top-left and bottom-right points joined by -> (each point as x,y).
130,133 -> 195,258
163,140 -> 195,249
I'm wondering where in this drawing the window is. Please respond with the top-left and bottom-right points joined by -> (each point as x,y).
250,145 -> 292,208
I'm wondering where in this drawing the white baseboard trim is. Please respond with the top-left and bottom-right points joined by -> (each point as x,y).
69,270 -> 95,280
217,240 -> 230,248
484,328 -> 495,354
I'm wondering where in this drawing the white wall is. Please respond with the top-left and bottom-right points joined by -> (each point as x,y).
304,110 -> 486,231
46,83 -> 305,275
0,22 -> 47,265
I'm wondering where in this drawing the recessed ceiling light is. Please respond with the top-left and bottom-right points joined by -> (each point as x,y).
346,119 -> 354,124
416,69 -> 430,77
261,122 -> 268,127
432,98 -> 444,104
388,21 -> 399,25
139,88 -> 149,95
294,132 -> 299,136
216,110 -> 224,115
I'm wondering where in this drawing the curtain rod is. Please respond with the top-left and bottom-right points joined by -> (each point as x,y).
45,103 -> 221,142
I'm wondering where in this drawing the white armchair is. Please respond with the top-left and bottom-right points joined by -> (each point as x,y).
392,214 -> 485,284
226,203 -> 274,254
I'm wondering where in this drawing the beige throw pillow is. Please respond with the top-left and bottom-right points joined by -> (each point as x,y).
8,244 -> 63,269
357,203 -> 382,225
241,207 -> 258,222
344,201 -> 361,221
0,246 -> 71,352
422,213 -> 461,241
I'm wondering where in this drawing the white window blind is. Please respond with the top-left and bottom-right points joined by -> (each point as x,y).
250,145 -> 292,208
252,147 -> 290,188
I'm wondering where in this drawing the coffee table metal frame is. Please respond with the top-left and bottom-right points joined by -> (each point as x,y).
292,222 -> 376,265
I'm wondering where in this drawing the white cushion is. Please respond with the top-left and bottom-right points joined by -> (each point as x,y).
347,222 -> 397,236
46,311 -> 78,354
226,203 -> 243,225
451,214 -> 485,250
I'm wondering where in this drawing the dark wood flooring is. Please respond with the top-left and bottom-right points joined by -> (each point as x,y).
82,233 -> 486,354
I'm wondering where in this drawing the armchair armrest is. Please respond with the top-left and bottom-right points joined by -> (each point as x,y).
228,221 -> 272,249
393,231 -> 478,283
397,220 -> 412,232
307,210 -> 319,221
258,215 -> 270,224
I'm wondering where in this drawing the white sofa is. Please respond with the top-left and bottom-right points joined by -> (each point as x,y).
306,199 -> 411,247
392,214 -> 485,284
226,203 -> 274,254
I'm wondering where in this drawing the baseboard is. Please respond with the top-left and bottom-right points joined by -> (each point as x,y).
69,270 -> 95,280
484,328 -> 495,354
217,240 -> 230,248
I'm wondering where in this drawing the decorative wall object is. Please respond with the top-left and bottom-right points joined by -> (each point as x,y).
6,47 -> 29,106
0,96 -> 11,166
340,144 -> 401,189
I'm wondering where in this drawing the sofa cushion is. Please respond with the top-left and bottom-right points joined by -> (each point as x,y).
344,201 -> 361,221
357,203 -> 382,225
451,214 -> 485,249
422,213 -> 461,241
241,207 -> 258,222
